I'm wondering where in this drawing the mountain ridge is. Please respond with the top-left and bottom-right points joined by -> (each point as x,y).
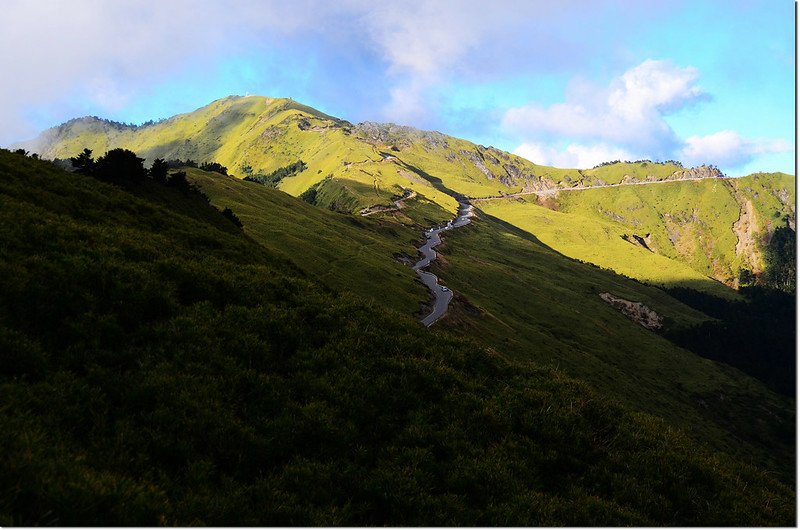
15,95 -> 795,292
16,94 -> 745,182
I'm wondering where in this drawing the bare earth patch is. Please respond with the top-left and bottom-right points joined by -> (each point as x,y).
599,292 -> 664,330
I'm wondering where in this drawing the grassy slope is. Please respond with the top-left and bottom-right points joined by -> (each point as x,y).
24,96 -> 791,288
183,167 -> 430,315
1,151 -> 794,525
480,198 -> 736,298
428,211 -> 794,481
551,176 -> 795,284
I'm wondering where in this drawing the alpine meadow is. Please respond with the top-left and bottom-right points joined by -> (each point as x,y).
0,1 -> 795,527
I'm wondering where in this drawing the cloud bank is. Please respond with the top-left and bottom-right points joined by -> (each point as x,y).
0,1 -> 792,175
680,131 -> 792,168
503,60 -> 791,171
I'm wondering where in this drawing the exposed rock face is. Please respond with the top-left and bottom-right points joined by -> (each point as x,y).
460,149 -> 494,179
599,293 -> 663,330
259,125 -> 282,141
600,208 -> 629,225
663,209 -> 701,252
732,198 -> 763,273
673,165 -> 724,180
354,122 -> 449,150
622,233 -> 655,252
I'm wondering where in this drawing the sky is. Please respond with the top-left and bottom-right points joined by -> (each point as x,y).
1,0 -> 794,175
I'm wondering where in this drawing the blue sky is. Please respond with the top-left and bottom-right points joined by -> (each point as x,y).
1,0 -> 794,175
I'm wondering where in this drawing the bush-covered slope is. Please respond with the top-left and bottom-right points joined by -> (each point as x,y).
0,151 -> 794,526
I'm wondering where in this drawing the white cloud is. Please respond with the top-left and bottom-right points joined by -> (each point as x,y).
383,81 -> 431,125
514,142 -> 635,169
504,59 -> 792,172
680,130 -> 792,168
353,0 -> 586,124
357,1 -> 482,78
608,59 -> 705,119
0,0 -> 338,144
0,0 -> 677,144
502,59 -> 706,156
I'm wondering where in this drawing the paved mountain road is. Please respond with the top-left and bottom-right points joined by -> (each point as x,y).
414,202 -> 473,327
366,173 -> 722,327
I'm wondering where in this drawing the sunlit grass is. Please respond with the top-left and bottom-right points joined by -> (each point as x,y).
481,198 -> 736,299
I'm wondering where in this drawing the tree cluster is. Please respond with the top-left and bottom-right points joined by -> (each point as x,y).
735,219 -> 796,294
244,160 -> 307,188
199,162 -> 229,175
761,220 -> 796,292
664,285 -> 796,397
66,148 -> 242,229
70,148 -> 189,189
166,158 -> 198,169
591,159 -> 684,169
12,148 -> 39,160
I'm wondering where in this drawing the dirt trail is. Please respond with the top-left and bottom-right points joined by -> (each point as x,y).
360,189 -> 416,216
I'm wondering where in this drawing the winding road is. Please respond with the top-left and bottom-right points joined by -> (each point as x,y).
363,172 -> 724,327
360,189 -> 416,216
414,201 -> 474,327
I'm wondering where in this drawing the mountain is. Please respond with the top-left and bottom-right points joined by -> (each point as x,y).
0,148 -> 794,526
18,95 -> 794,293
4,95 -> 795,524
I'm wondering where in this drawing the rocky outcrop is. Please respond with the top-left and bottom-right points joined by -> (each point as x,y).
599,293 -> 663,330
354,122 -> 449,150
622,233 -> 655,252
615,165 -> 723,185
732,197 -> 763,274
459,149 -> 494,180
672,165 -> 724,180
663,209 -> 703,260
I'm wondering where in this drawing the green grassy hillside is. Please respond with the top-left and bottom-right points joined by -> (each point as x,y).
479,197 -> 736,298
20,97 -> 721,215
173,155 -> 795,483
425,209 -> 793,481
20,95 -> 793,292
2,150 -> 794,526
182,167 -> 432,315
547,174 -> 795,285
